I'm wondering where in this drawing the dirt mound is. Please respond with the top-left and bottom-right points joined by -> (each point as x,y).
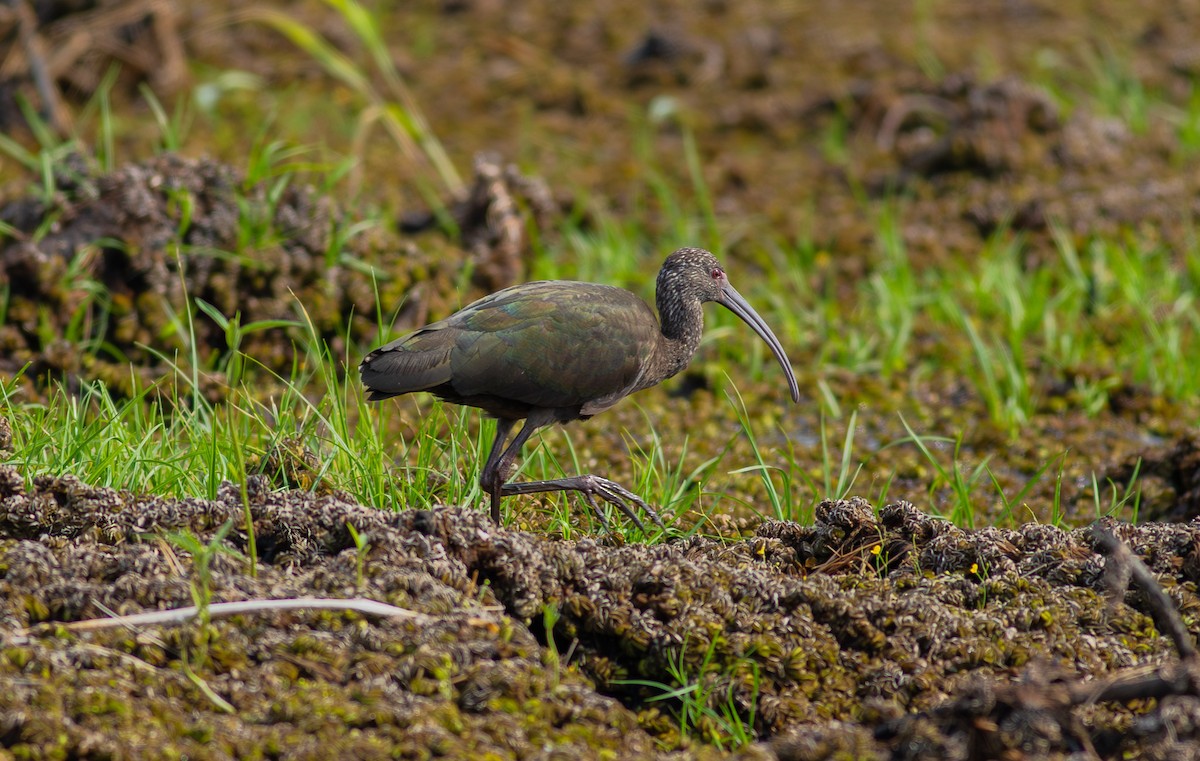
807,71 -> 1200,267
0,469 -> 674,759
2,469 -> 1197,757
0,151 -> 385,399
1111,433 -> 1200,523
0,151 -> 561,400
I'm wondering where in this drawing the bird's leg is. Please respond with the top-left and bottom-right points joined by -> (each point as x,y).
501,474 -> 666,533
480,418 -> 517,523
481,415 -> 665,532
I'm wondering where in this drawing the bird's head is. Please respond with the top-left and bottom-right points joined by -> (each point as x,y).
657,247 -> 801,404
658,247 -> 729,303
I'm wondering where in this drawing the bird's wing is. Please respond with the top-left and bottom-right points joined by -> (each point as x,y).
447,282 -> 660,411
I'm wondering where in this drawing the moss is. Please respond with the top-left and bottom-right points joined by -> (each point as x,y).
4,7 -> 1200,743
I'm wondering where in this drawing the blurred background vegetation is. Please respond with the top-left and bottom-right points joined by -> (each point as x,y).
1,0 -> 1199,532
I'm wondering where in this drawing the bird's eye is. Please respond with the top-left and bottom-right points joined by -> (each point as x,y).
711,267 -> 723,280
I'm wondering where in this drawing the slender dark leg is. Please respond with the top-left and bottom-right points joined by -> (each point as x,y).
480,418 -> 517,523
478,414 -> 665,532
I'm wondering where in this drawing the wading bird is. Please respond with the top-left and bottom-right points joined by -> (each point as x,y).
360,247 -> 800,530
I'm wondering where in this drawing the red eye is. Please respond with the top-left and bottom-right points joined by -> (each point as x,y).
711,267 -> 723,279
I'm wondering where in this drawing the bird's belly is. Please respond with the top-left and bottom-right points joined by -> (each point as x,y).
430,384 -> 586,423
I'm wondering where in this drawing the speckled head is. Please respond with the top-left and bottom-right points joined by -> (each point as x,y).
655,247 -> 801,404
656,247 -> 726,305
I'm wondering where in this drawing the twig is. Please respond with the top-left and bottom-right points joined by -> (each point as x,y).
1075,662 -> 1196,705
1067,527 -> 1200,706
10,0 -> 67,132
22,597 -> 451,634
1091,526 -> 1196,659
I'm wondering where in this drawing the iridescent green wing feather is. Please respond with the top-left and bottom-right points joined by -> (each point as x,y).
447,282 -> 659,410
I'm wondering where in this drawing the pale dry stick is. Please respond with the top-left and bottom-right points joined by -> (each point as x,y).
19,597 -> 503,635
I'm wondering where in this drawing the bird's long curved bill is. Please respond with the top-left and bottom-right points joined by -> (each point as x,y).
718,284 -> 801,403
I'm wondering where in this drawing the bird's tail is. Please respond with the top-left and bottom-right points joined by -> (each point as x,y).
359,333 -> 454,401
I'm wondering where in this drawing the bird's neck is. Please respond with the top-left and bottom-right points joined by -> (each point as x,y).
656,295 -> 704,380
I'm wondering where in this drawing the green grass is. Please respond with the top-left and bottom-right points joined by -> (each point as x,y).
243,0 -> 461,228
5,15 -> 1200,756
3,6 -> 1200,542
616,635 -> 762,751
7,8 -> 1200,758
2,130 -> 1196,534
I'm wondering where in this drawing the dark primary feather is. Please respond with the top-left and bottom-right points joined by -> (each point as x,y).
358,328 -> 454,400
359,280 -> 663,418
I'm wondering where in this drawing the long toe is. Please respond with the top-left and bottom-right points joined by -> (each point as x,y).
582,475 -> 665,532
579,491 -> 613,532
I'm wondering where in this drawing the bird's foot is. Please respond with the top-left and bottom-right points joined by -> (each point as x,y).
500,474 -> 667,533
573,474 -> 666,534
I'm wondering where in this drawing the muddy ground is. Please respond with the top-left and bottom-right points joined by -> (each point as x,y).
3,0 -> 1200,758
1,469 -> 1199,759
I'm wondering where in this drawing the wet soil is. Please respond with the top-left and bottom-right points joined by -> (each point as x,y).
4,0 -> 1200,757
1,468 -> 1199,758
0,150 -> 559,404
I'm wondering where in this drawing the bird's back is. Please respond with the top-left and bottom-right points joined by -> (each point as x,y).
360,281 -> 662,419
